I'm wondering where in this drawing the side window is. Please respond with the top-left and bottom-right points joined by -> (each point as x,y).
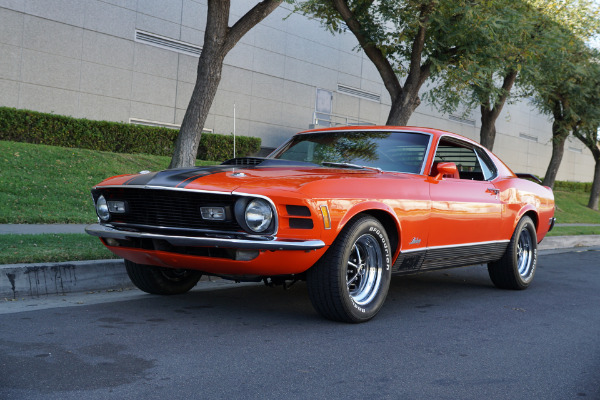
475,148 -> 498,180
433,138 -> 487,181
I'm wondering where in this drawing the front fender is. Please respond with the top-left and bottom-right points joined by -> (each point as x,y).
331,201 -> 403,261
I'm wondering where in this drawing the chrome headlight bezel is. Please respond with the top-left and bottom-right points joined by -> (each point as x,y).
96,195 -> 111,222
234,196 -> 276,235
245,199 -> 273,233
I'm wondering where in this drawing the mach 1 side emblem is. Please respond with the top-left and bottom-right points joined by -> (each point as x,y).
409,237 -> 421,245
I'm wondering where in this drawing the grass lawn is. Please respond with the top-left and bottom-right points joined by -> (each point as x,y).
547,225 -> 600,236
553,190 -> 600,224
0,234 -> 118,264
0,141 -> 217,224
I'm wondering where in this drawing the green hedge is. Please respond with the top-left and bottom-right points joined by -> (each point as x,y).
0,107 -> 261,161
553,180 -> 593,193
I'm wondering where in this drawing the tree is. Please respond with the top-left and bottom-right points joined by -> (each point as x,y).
296,0 -> 491,126
527,0 -> 600,188
574,126 -> 600,210
426,1 -> 541,151
571,54 -> 600,210
170,0 -> 284,169
531,30 -> 597,188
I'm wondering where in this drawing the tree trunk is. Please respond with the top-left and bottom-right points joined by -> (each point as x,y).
541,121 -> 569,188
479,70 -> 518,151
588,158 -> 600,210
386,93 -> 421,126
479,108 -> 497,150
169,0 -> 282,169
170,50 -> 226,169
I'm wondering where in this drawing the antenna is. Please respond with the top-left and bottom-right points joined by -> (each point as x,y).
233,103 -> 236,159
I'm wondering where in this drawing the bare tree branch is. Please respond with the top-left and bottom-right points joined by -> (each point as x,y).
331,0 -> 402,99
224,0 -> 284,53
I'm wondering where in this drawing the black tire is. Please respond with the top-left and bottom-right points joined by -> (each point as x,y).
307,215 -> 392,323
125,260 -> 202,295
488,216 -> 537,290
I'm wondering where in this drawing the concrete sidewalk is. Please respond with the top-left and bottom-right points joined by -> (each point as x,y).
0,224 -> 88,234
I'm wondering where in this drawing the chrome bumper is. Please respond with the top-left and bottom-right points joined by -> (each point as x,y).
548,217 -> 556,232
85,224 -> 325,251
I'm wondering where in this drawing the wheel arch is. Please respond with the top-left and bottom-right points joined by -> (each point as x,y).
338,204 -> 401,258
516,207 -> 539,232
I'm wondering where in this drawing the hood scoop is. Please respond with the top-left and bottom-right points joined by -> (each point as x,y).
221,157 -> 266,166
221,157 -> 317,168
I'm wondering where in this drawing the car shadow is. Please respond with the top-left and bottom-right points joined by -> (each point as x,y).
108,264 -> 499,325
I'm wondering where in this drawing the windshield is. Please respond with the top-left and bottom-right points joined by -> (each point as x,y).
271,130 -> 431,174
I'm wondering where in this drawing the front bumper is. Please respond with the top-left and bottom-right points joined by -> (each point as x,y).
85,224 -> 326,251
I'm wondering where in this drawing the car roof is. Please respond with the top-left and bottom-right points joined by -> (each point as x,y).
297,125 -> 481,147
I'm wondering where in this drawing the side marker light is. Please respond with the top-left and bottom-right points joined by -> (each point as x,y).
320,205 -> 331,230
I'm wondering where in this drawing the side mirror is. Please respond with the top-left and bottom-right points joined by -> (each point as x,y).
433,162 -> 459,181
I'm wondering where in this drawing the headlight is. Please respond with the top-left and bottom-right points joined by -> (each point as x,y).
96,195 -> 110,221
245,199 -> 273,233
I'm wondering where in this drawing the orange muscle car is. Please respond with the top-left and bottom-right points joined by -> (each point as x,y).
86,126 -> 555,322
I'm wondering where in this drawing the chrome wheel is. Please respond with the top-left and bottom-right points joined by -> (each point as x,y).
306,216 -> 391,322
347,233 -> 384,306
517,228 -> 534,281
487,216 -> 537,290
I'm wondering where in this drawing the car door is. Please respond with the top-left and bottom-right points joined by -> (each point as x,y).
427,137 -> 504,250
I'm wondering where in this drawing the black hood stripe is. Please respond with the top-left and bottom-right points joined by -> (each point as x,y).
123,172 -> 159,186
123,166 -> 234,188
120,159 -> 320,188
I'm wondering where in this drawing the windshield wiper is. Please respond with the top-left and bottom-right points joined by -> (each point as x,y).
321,162 -> 381,172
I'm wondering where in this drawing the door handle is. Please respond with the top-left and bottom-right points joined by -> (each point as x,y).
486,188 -> 500,195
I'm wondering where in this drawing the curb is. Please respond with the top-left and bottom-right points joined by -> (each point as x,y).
2,236 -> 599,300
1,259 -> 130,299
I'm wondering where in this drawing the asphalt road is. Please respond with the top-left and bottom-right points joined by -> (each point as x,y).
1,249 -> 598,400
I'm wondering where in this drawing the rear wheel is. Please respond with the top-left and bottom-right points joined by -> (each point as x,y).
488,216 -> 537,290
307,216 -> 392,323
125,260 -> 202,295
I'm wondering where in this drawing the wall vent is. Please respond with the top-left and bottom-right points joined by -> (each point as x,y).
135,30 -> 202,57
130,118 -> 180,129
519,132 -> 538,142
129,118 -> 214,133
568,146 -> 583,153
337,84 -> 381,102
448,115 -> 476,126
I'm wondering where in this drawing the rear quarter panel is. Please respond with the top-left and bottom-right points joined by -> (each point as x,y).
493,177 -> 555,242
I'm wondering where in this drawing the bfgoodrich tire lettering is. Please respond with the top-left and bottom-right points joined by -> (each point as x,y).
488,216 -> 537,290
125,260 -> 202,295
307,215 -> 391,323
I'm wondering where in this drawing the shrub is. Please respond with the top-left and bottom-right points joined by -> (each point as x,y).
0,107 -> 260,161
553,180 -> 592,193
197,132 -> 261,161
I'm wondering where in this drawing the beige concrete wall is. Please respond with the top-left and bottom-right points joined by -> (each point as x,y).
0,0 -> 595,181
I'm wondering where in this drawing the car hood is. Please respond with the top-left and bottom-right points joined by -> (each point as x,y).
96,161 -> 393,194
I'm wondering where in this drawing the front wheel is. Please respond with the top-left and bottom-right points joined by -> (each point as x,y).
125,260 -> 202,295
488,216 -> 537,290
307,216 -> 392,323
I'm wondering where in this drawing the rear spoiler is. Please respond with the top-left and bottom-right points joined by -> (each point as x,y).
515,173 -> 542,184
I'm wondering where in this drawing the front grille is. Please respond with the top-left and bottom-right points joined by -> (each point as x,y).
97,188 -> 241,231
